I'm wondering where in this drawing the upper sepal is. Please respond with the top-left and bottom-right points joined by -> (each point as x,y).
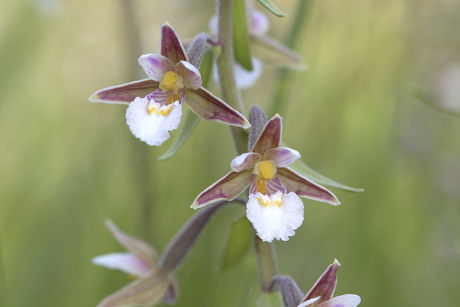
252,114 -> 282,154
89,79 -> 158,105
161,23 -> 187,63
302,259 -> 340,305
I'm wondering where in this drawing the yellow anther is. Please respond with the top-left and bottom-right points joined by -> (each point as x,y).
257,160 -> 276,179
160,71 -> 183,94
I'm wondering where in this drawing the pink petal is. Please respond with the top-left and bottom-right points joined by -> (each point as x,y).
302,259 -> 340,305
277,168 -> 340,206
191,171 -> 251,209
230,152 -> 261,172
105,220 -> 158,268
250,10 -> 269,37
249,174 -> 286,195
320,295 -> 361,307
264,147 -> 301,167
92,253 -> 153,277
89,79 -> 158,105
176,60 -> 202,89
185,88 -> 250,128
147,88 -> 185,105
138,54 -> 175,81
161,23 -> 187,63
251,114 -> 282,154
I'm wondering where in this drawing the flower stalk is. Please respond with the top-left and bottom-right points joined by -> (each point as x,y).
217,0 -> 277,292
217,0 -> 248,154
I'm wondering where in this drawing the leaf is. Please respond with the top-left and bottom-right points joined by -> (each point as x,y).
158,50 -> 214,161
288,159 -> 364,193
220,216 -> 252,271
257,0 -> 286,17
256,292 -> 284,307
233,0 -> 253,70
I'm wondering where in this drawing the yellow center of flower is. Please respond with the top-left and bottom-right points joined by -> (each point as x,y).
257,160 -> 276,179
160,71 -> 184,94
257,196 -> 282,207
148,104 -> 173,116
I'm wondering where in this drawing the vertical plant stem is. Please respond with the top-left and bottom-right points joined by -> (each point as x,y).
217,0 -> 248,154
255,235 -> 278,292
217,0 -> 277,292
118,0 -> 154,240
269,0 -> 312,117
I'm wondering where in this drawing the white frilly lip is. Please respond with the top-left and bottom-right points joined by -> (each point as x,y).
126,97 -> 182,146
92,252 -> 153,277
246,191 -> 304,242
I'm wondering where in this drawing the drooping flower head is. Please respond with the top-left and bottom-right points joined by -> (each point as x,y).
92,220 -> 177,307
90,23 -> 250,146
298,260 -> 361,307
192,114 -> 339,242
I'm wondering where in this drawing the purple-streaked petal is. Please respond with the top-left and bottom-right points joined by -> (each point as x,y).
92,253 -> 153,277
176,60 -> 202,89
249,174 -> 286,195
138,54 -> 175,81
250,10 -> 269,37
230,152 -> 261,172
147,88 -> 185,105
252,114 -> 282,154
320,295 -> 361,307
185,87 -> 250,128
161,23 -> 187,63
89,79 -> 158,105
302,259 -> 340,305
105,220 -> 158,268
264,147 -> 301,167
191,171 -> 251,209
97,271 -> 169,307
276,168 -> 340,206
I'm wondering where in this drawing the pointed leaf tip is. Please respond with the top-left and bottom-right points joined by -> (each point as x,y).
257,0 -> 286,17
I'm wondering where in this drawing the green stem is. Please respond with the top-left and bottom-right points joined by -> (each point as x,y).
217,0 -> 248,154
269,0 -> 312,117
118,0 -> 154,241
255,235 -> 278,292
217,0 -> 277,292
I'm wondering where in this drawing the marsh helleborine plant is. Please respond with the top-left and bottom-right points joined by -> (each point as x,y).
90,0 -> 362,305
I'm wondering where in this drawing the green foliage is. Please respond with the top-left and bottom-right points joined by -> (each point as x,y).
220,216 -> 252,271
256,0 -> 285,17
233,0 -> 253,70
289,159 -> 364,193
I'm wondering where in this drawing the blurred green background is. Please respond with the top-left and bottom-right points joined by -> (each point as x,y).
1,0 -> 460,306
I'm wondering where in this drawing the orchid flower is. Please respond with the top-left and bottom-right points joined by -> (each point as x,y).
89,23 -> 249,146
92,220 -> 177,307
297,259 -> 361,307
209,0 -> 303,89
192,114 -> 339,242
